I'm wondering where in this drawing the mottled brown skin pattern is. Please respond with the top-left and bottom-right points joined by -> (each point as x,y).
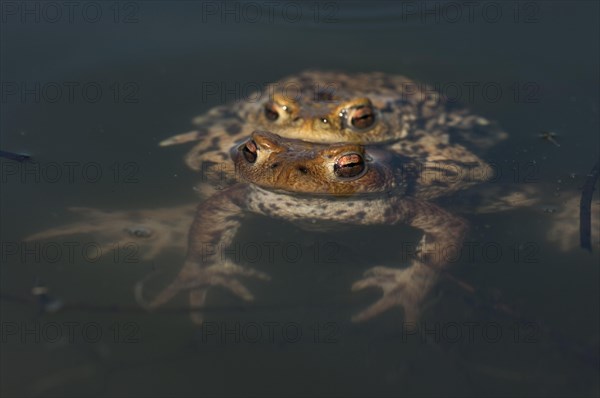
162,70 -> 503,199
139,132 -> 468,324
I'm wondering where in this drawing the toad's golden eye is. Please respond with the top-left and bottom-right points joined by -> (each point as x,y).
242,140 -> 258,163
264,102 -> 280,121
348,105 -> 376,130
334,153 -> 365,179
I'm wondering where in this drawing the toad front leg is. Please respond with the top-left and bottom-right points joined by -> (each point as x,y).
352,199 -> 468,323
160,105 -> 251,169
136,184 -> 269,324
25,204 -> 197,260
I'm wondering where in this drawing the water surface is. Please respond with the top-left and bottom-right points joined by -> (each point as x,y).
1,1 -> 599,396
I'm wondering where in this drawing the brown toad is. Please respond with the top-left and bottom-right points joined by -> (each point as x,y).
136,131 -> 468,324
163,70 -> 505,198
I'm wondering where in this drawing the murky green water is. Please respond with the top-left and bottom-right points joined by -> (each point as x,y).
1,1 -> 599,396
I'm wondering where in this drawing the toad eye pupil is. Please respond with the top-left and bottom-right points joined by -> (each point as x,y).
264,104 -> 279,121
334,153 -> 365,178
242,140 -> 258,163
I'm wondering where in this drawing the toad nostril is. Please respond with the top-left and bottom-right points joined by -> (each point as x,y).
297,166 -> 308,174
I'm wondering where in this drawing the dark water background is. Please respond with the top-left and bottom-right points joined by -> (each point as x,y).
1,1 -> 599,396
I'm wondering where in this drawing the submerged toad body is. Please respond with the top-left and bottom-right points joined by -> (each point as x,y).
24,71 -> 597,325
137,131 -> 468,324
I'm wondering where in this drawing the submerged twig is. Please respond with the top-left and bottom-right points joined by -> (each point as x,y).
0,150 -> 30,162
539,131 -> 561,147
580,160 -> 599,251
